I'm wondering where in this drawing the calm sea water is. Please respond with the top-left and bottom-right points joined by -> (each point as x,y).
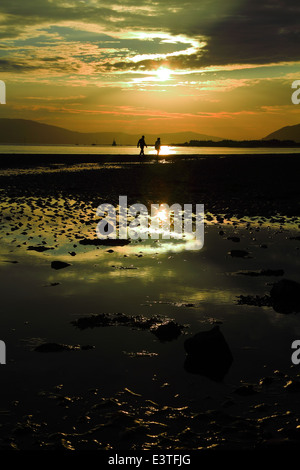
0,144 -> 300,155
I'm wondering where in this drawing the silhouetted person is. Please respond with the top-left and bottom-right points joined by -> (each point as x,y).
155,137 -> 161,156
137,135 -> 147,156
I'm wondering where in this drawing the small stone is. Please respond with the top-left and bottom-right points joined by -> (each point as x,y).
228,249 -> 250,258
151,321 -> 183,341
51,261 -> 71,270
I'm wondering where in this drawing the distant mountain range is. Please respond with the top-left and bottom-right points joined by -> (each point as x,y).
1,118 -> 299,146
0,119 -> 223,145
264,123 -> 300,142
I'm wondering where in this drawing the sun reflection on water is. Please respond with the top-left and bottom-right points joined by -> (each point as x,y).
149,145 -> 176,156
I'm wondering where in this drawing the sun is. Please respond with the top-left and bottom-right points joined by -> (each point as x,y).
156,68 -> 171,81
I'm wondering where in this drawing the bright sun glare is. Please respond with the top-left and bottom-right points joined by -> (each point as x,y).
156,68 -> 171,81
157,209 -> 168,221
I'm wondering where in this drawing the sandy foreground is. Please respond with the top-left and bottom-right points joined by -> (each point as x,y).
0,153 -> 300,451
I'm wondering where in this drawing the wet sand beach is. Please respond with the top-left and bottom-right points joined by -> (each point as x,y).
1,152 -> 300,451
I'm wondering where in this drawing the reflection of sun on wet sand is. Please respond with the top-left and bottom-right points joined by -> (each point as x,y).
0,152 -> 300,450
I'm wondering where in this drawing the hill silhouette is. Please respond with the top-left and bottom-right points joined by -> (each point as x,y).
264,123 -> 300,142
0,119 -> 223,145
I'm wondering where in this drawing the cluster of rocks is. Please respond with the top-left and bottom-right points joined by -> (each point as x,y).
238,279 -> 300,314
71,312 -> 185,342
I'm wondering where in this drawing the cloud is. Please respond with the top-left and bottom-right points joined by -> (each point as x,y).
0,59 -> 37,72
195,0 -> 300,67
0,0 -> 299,70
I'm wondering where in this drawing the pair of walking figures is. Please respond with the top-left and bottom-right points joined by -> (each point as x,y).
137,136 -> 161,156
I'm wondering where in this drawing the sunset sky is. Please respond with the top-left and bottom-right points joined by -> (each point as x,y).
0,0 -> 299,139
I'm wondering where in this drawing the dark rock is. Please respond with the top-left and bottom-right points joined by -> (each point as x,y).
184,326 -> 233,382
151,321 -> 183,341
237,278 -> 300,313
237,294 -> 272,307
79,238 -> 130,246
259,269 -> 284,276
27,246 -> 54,252
270,279 -> 300,314
238,269 -> 284,277
228,249 -> 250,258
51,261 -> 71,270
80,345 -> 95,351
71,313 -> 112,329
227,236 -> 240,242
71,312 -> 179,333
34,343 -> 80,352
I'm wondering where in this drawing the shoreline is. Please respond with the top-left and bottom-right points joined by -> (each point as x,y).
0,152 -> 300,167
